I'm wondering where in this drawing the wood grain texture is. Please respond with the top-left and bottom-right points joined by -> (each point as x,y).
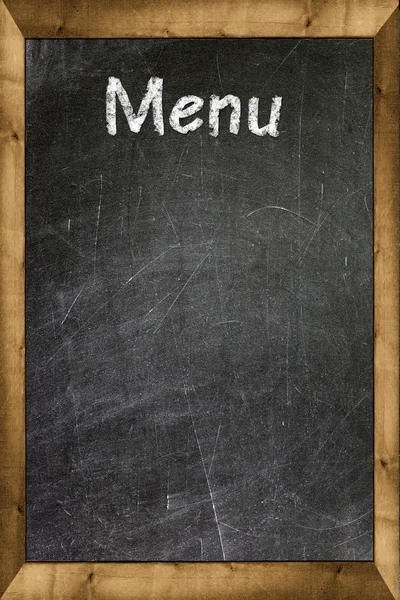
0,0 -> 25,597
374,8 -> 399,600
0,0 -> 398,598
1,562 -> 396,600
1,0 -> 399,38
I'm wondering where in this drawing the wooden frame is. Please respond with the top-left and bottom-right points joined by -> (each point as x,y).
0,0 -> 398,597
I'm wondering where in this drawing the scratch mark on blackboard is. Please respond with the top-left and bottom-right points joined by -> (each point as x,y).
154,253 -> 210,333
291,508 -> 372,532
220,521 -> 260,539
246,205 -> 317,226
61,286 -> 84,324
134,186 -> 142,222
162,203 -> 179,242
47,225 -> 86,257
162,139 -> 191,202
297,47 -> 309,219
286,319 -> 290,405
166,461 -> 170,510
214,257 -> 225,321
185,386 -> 226,560
270,40 -> 302,81
51,309 -> 56,339
315,394 -> 369,455
133,43 -> 153,77
207,424 -> 221,477
200,137 -> 204,199
70,388 -> 89,506
142,284 -> 181,322
324,183 -> 371,216
298,305 -> 312,410
281,422 -> 325,462
332,530 -> 371,548
299,183 -> 371,264
154,46 -> 164,70
298,220 -> 323,263
216,54 -> 225,96
205,168 -> 246,182
358,104 -> 372,150
93,174 -> 103,280
124,246 -> 180,285
363,194 -> 372,226
59,503 -> 71,517
223,281 -> 237,309
342,48 -> 348,130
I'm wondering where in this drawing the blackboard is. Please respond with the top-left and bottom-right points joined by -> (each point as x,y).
26,38 -> 373,562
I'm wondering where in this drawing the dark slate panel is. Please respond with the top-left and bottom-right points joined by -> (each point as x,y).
26,38 -> 373,561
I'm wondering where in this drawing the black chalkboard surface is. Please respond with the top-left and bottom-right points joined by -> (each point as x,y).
26,38 -> 373,561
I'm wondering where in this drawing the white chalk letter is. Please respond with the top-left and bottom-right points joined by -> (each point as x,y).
169,95 -> 204,134
248,96 -> 282,137
106,76 -> 164,136
209,95 -> 241,137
